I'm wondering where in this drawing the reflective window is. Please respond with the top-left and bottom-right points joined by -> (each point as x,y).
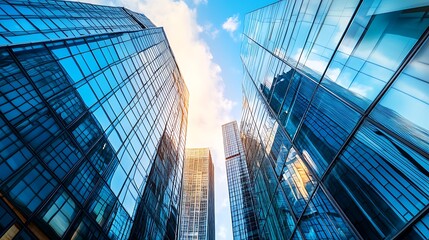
39,190 -> 77,237
371,37 -> 429,154
39,133 -> 82,179
68,161 -> 100,203
297,0 -> 359,80
270,186 -> 296,239
298,188 -> 356,239
278,71 -> 317,138
322,1 -> 429,110
88,184 -> 116,227
295,87 -> 360,177
2,160 -> 57,215
0,118 -> 34,182
68,215 -> 104,240
324,121 -> 429,239
280,147 -> 316,217
71,114 -> 102,152
106,203 -> 132,239
88,139 -> 116,175
268,69 -> 294,114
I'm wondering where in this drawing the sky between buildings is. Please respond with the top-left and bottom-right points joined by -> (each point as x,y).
75,0 -> 274,239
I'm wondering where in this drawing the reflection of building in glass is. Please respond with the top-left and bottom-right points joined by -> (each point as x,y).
241,0 -> 429,239
179,148 -> 215,240
222,121 -> 260,240
0,1 -> 188,239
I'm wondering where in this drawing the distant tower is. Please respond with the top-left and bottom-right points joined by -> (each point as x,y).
222,121 -> 260,239
179,148 -> 215,240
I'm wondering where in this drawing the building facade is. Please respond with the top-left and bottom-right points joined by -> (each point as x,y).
241,0 -> 429,239
0,1 -> 188,239
222,121 -> 260,240
179,148 -> 215,240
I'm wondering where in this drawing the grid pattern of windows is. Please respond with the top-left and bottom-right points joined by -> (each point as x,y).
241,1 -> 429,239
222,121 -> 260,239
179,148 -> 215,240
0,1 -> 188,239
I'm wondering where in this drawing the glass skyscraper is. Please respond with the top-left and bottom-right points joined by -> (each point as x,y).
222,121 -> 259,240
241,0 -> 429,239
0,1 -> 188,239
179,148 -> 215,240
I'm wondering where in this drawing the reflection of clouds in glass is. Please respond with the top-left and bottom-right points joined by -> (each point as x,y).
325,67 -> 341,81
349,83 -> 373,98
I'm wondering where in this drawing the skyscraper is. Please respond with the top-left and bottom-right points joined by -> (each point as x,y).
179,148 -> 215,240
0,1 -> 188,239
241,0 -> 429,239
222,121 -> 259,240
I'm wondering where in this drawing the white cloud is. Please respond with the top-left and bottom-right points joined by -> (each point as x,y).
193,0 -> 208,5
202,23 -> 220,39
222,14 -> 240,33
74,0 -> 234,239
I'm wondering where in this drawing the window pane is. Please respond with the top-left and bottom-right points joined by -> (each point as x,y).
324,121 -> 429,239
371,37 -> 429,154
322,1 -> 429,110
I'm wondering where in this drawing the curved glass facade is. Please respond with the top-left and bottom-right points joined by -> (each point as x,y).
0,1 -> 188,239
241,0 -> 429,239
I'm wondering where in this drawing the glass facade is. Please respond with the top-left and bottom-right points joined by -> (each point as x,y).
222,121 -> 260,240
179,148 -> 215,240
0,1 -> 188,239
241,0 -> 429,239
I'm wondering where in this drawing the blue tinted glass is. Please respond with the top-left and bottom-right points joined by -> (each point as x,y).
280,72 -> 317,138
295,87 -> 360,177
322,1 -> 429,110
280,147 -> 316,217
40,190 -> 77,237
3,160 -> 57,215
268,69 -> 294,114
59,57 -> 83,82
89,184 -> 116,227
324,121 -> 429,239
298,188 -> 356,239
371,37 -> 429,154
297,0 -> 359,80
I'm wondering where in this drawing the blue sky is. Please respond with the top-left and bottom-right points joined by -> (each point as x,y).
77,0 -> 274,239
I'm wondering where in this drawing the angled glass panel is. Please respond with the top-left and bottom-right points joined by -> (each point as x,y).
400,213 -> 428,240
280,147 -> 317,217
295,87 -> 360,177
2,159 -> 58,216
324,121 -> 429,239
297,0 -> 359,80
38,189 -> 77,238
322,0 -> 429,110
298,187 -> 356,239
370,37 -> 429,155
279,71 -> 317,138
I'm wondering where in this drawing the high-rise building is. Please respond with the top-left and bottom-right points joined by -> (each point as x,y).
0,1 -> 188,239
222,121 -> 259,240
241,0 -> 429,239
179,148 -> 215,240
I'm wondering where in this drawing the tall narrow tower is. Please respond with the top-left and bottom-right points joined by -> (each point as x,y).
222,121 -> 260,239
179,148 -> 215,240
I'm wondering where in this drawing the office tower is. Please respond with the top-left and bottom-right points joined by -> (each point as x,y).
222,121 -> 260,240
0,1 -> 188,239
179,148 -> 215,240
241,0 -> 429,239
